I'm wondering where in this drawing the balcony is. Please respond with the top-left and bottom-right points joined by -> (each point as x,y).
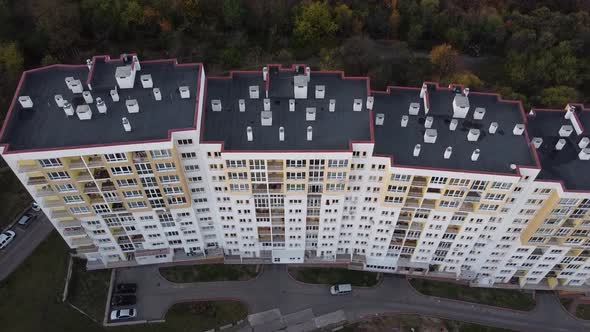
404,199 -> 420,208
86,157 -> 104,168
71,236 -> 93,247
63,228 -> 86,237
398,214 -> 411,222
268,175 -> 284,183
93,169 -> 110,180
101,182 -> 116,191
51,210 -> 70,219
76,245 -> 98,254
58,219 -> 82,229
18,163 -> 41,173
267,161 -> 283,170
459,202 -> 475,212
43,200 -> 63,208
76,172 -> 93,182
411,176 -> 427,187
132,151 -> 149,163
83,184 -> 99,194
27,176 -> 48,185
35,187 -> 56,197
464,191 -> 481,202
68,158 -> 85,169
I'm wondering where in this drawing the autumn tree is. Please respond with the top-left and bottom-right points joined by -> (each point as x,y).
293,1 -> 337,55
430,43 -> 460,78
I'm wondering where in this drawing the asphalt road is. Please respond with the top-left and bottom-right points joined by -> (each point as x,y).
0,210 -> 53,281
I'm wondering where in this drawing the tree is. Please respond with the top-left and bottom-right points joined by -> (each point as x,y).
448,71 -> 483,89
222,0 -> 243,30
41,54 -> 59,66
334,4 -> 352,37
539,86 -> 579,108
293,1 -> 337,54
0,42 -> 23,82
430,43 -> 460,78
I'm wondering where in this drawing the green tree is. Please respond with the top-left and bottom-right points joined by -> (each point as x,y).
430,43 -> 460,78
293,1 -> 337,54
334,4 -> 353,37
40,54 -> 59,66
222,0 -> 243,29
0,42 -> 23,82
539,86 -> 579,108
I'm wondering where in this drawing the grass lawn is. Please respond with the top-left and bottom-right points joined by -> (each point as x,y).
576,304 -> 590,320
0,232 -> 248,332
410,278 -> 535,311
159,264 -> 259,283
0,167 -> 32,229
288,267 -> 379,287
68,258 -> 112,321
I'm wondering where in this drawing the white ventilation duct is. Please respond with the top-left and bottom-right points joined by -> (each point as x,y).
353,99 -> 362,112
555,139 -> 566,150
289,99 -> 295,112
307,126 -> 313,141
249,85 -> 259,99
115,65 -> 135,89
54,95 -> 65,107
409,102 -> 420,115
262,67 -> 268,81
452,95 -> 469,118
140,74 -> 153,88
82,91 -> 93,103
306,107 -> 316,121
425,116 -> 433,128
239,99 -> 245,112
279,127 -> 285,141
424,129 -> 438,144
263,98 -> 271,111
413,144 -> 421,157
329,99 -> 336,112
449,119 -> 458,131
63,102 -> 74,116
126,99 -> 139,113
122,117 -> 131,132
444,146 -> 453,159
96,97 -> 107,113
366,96 -> 374,110
305,67 -> 311,81
559,125 -> 573,137
420,83 -> 427,98
489,122 -> 498,134
76,105 -> 92,120
473,107 -> 486,120
247,126 -> 253,141
513,124 -> 525,135
294,75 -> 308,99
532,137 -> 543,149
375,113 -> 384,126
579,137 -> 590,149
579,148 -> 590,161
153,88 -> 162,101
467,129 -> 480,142
401,115 -> 408,127
565,108 -> 573,119
179,86 -> 190,99
471,149 -> 480,161
315,85 -> 325,99
110,89 -> 119,102
18,96 -> 33,108
261,111 -> 272,126
211,99 -> 222,112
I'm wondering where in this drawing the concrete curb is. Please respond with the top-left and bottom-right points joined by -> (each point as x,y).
102,268 -> 116,326
61,255 -> 74,302
285,266 -> 384,289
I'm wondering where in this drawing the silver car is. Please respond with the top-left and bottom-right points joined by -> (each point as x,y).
0,230 -> 16,249
110,308 -> 136,320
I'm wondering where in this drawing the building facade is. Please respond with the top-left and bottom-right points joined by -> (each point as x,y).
1,54 -> 590,290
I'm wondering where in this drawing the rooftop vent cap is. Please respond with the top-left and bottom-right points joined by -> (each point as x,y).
289,99 -> 295,112
366,96 -> 374,110
294,75 -> 308,99
69,79 -> 83,93
18,96 -> 33,108
63,102 -> 74,116
353,99 -> 362,112
238,99 -> 246,112
329,99 -> 336,112
425,116 -> 434,128
54,95 -> 65,107
555,139 -> 566,150
444,146 -> 453,159
452,95 -> 469,118
306,107 -> 316,121
122,117 -> 131,132
307,126 -> 313,141
126,99 -> 139,113
211,99 -> 222,112
153,88 -> 162,101
96,97 -> 107,113
315,85 -> 325,99
467,128 -> 480,142
424,129 -> 438,144
82,91 -> 93,104
247,126 -> 253,141
279,127 -> 285,141
579,148 -> 590,161
401,115 -> 409,127
249,85 -> 259,99
473,107 -> 486,120
110,89 -> 119,102
179,86 -> 190,99
532,137 -> 543,149
75,104 -> 92,120
413,144 -> 421,157
510,164 -> 517,170
579,137 -> 590,149
140,74 -> 153,88
376,113 -> 385,126
513,124 -> 525,136
261,110 -> 272,126
409,102 -> 420,115
65,77 -> 74,88
263,98 -> 271,111
471,149 -> 481,161
449,119 -> 458,131
559,125 -> 574,137
489,122 -> 498,134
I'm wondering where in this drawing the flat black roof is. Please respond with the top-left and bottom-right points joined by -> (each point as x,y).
372,85 -> 537,174
527,108 -> 590,190
202,68 -> 371,151
0,57 -> 200,151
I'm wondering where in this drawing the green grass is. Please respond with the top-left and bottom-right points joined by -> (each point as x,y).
288,267 -> 379,287
576,304 -> 590,320
0,167 -> 32,229
410,278 -> 535,311
0,232 -> 248,332
68,258 -> 112,321
159,264 -> 259,283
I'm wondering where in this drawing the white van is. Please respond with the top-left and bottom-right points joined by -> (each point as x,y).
330,283 -> 352,295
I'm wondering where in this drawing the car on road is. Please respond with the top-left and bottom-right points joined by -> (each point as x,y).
330,283 -> 352,295
115,283 -> 137,294
110,308 -> 136,321
111,294 -> 137,307
0,230 -> 16,250
31,202 -> 41,212
17,214 -> 36,228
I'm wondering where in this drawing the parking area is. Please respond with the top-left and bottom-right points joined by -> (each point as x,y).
106,266 -> 158,324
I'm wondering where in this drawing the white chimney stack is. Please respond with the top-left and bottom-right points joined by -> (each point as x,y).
239,99 -> 245,112
86,59 -> 92,70
353,99 -> 362,112
463,88 -> 470,96
532,137 -> 543,149
153,88 -> 162,101
110,89 -> 119,102
263,98 -> 271,111
96,97 -> 107,113
63,102 -> 74,116
579,137 -> 590,149
401,115 -> 409,127
467,129 -> 481,142
315,85 -> 325,99
75,105 -> 92,120
179,86 -> 190,99
579,148 -> 590,160
279,127 -> 285,141
289,99 -> 295,112
413,144 -> 421,157
424,129 -> 438,144
555,139 -> 566,150
329,99 -> 336,112
473,107 -> 486,120
452,95 -> 469,118
126,99 -> 139,113
82,91 -> 93,103
294,76 -> 308,99
306,107 -> 316,121
247,126 -> 253,141
366,96 -> 374,110
409,102 -> 420,115
261,111 -> 272,126
262,67 -> 268,81
307,126 -> 313,141
559,125 -> 573,137
249,85 -> 259,99
449,119 -> 458,131
115,65 -> 136,89
122,117 -> 131,132
444,146 -> 453,159
54,95 -> 65,107
489,122 -> 498,134
140,74 -> 153,88
420,83 -> 427,98
375,113 -> 384,126
513,124 -> 525,135
18,96 -> 33,108
211,99 -> 222,112
425,116 -> 433,128
305,67 -> 311,81
471,149 -> 480,161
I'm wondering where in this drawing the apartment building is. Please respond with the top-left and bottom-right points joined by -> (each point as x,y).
1,54 -> 590,290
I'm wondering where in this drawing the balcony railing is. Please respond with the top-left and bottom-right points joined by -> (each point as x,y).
27,177 -> 48,185
18,164 -> 41,173
35,188 -> 56,197
68,159 -> 85,169
51,210 -> 70,218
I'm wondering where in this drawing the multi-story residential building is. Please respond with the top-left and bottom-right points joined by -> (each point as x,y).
1,54 -> 590,290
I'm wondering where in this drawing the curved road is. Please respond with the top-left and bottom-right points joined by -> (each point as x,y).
116,264 -> 589,331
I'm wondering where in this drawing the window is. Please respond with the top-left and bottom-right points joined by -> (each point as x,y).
286,160 -> 306,168
39,158 -> 62,167
55,183 -> 76,192
156,162 -> 176,171
116,178 -> 137,187
159,175 -> 180,183
144,188 -> 162,198
104,153 -> 127,162
70,206 -> 90,214
230,184 -> 249,192
471,180 -> 488,191
141,177 -> 158,187
287,184 -> 305,191
491,182 -> 512,190
249,160 -> 265,170
184,164 -> 199,172
149,199 -> 166,208
384,196 -> 403,203
250,171 -> 266,182
391,174 -> 411,182
181,152 -> 197,159
47,171 -> 70,180
439,200 -> 460,208
135,163 -> 153,175
430,176 -> 447,184
150,149 -> 171,159
485,193 -> 506,201
128,201 -> 147,209
163,186 -> 184,195
228,172 -> 248,180
327,159 -> 348,168
110,166 -> 133,175
480,204 -> 499,211
326,183 -> 345,191
177,139 -> 193,145
444,189 -> 464,197
226,160 -> 246,168
63,195 -> 83,203
93,204 -> 110,214
387,185 -> 407,193
327,172 -> 346,180
287,172 -> 306,180
167,197 -> 187,205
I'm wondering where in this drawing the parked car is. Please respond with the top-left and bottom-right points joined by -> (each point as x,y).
110,308 -> 136,321
111,294 -> 136,307
17,214 -> 36,228
330,283 -> 352,295
115,283 -> 137,294
31,202 -> 41,212
0,230 -> 16,250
